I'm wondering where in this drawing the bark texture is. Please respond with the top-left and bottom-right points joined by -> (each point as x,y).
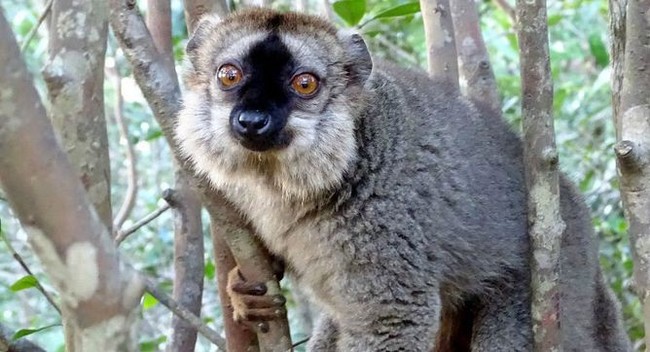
43,0 -> 112,231
109,0 -> 292,349
420,0 -> 459,88
0,10 -> 144,352
608,0 -> 627,124
184,0 -> 230,29
145,2 -> 207,351
515,1 -> 564,351
212,220 -> 260,352
612,0 -> 650,347
450,0 -> 501,112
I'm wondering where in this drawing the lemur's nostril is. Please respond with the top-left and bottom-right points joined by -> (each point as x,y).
237,111 -> 270,133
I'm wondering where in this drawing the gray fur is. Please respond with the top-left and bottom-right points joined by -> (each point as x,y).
176,9 -> 631,351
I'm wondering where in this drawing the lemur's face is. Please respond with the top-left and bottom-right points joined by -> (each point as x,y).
176,9 -> 372,198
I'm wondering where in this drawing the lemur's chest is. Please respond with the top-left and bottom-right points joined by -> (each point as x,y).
220,176 -> 327,261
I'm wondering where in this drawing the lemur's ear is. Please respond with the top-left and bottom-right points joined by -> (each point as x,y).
186,15 -> 221,68
338,30 -> 373,86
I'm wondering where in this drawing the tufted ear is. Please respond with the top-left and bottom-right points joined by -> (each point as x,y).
186,15 -> 221,68
338,30 -> 373,86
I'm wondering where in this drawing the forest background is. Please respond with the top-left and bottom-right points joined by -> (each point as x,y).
0,0 -> 639,350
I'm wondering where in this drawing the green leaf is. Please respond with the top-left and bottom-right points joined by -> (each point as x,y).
13,323 -> 60,340
140,336 -> 166,352
332,0 -> 366,27
370,2 -> 420,20
142,292 -> 158,310
10,275 -> 38,292
204,261 -> 215,280
588,34 -> 609,68
144,129 -> 163,141
548,14 -> 563,26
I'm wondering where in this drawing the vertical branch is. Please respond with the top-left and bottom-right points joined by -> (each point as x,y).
184,0 -> 230,30
450,0 -> 501,112
609,0 -> 627,128
420,0 -> 459,89
109,59 -> 138,231
0,9 -> 144,351
516,0 -> 564,351
43,0 -> 113,232
205,198 -> 292,352
211,221 -> 259,351
145,2 -> 205,351
613,0 -> 650,348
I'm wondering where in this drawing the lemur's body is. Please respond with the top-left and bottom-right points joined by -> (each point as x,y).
177,9 -> 631,351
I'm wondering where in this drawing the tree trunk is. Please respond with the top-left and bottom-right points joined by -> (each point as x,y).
0,9 -> 144,351
420,0 -> 459,88
43,0 -> 112,232
516,1 -> 564,351
450,0 -> 501,112
611,0 -> 650,348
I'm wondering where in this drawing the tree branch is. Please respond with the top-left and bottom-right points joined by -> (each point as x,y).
613,0 -> 650,346
144,281 -> 225,350
108,59 -> 138,232
115,203 -> 171,245
451,0 -> 501,113
0,7 -> 145,350
493,0 -> 516,21
20,0 -> 53,52
43,0 -> 113,232
516,0 -> 563,350
420,0 -> 459,88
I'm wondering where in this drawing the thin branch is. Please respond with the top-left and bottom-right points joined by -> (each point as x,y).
115,203 -> 171,245
516,0 -> 563,350
493,0 -> 516,21
20,0 -> 53,52
451,0 -> 501,112
0,232 -> 61,315
420,0 -> 459,88
108,58 -> 138,232
144,280 -> 225,350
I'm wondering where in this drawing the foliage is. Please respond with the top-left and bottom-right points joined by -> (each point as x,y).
0,0 -> 641,350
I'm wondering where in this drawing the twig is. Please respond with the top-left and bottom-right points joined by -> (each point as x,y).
291,336 -> 310,349
144,280 -> 226,350
493,0 -> 516,21
20,0 -> 53,52
0,227 -> 61,315
115,203 -> 170,245
108,57 -> 138,232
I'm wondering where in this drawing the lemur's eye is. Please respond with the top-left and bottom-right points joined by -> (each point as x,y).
291,73 -> 319,97
217,64 -> 243,89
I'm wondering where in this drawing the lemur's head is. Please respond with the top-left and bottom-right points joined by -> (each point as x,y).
176,8 -> 373,199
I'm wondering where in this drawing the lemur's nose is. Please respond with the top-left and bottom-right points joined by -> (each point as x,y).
235,111 -> 270,135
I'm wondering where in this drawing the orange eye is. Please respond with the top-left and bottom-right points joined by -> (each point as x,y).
291,73 -> 319,97
217,64 -> 243,88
